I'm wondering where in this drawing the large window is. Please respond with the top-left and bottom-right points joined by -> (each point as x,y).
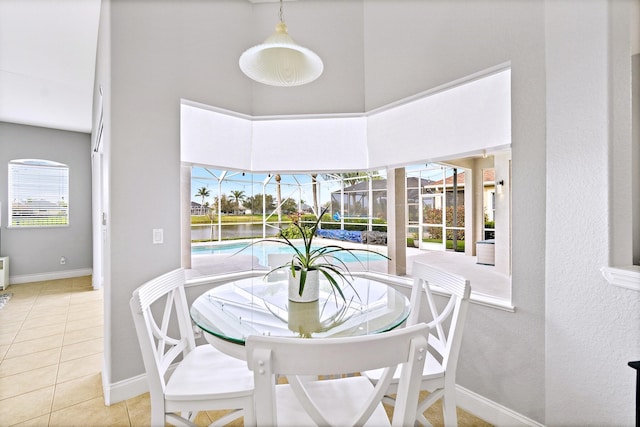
8,159 -> 69,227
187,160 -> 512,305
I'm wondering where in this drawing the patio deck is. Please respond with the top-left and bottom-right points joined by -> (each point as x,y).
406,248 -> 511,301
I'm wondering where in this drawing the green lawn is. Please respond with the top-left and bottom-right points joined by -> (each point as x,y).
424,238 -> 466,251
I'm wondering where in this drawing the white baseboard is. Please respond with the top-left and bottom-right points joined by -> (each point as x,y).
103,371 -> 149,406
456,385 -> 544,427
9,268 -> 93,285
103,364 -> 182,405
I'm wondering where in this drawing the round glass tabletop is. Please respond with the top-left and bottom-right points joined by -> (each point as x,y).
190,275 -> 410,344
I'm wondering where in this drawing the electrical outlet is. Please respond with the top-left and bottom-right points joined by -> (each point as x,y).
60,256 -> 66,265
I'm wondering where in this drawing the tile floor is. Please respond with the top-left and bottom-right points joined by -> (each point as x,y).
0,276 -> 491,427
0,276 -> 120,426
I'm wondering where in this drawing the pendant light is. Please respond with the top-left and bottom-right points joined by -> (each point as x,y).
239,0 -> 323,87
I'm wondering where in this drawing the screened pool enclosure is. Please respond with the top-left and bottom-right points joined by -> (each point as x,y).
189,163 -> 497,252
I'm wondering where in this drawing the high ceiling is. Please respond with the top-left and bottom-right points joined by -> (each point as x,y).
0,0 -> 101,134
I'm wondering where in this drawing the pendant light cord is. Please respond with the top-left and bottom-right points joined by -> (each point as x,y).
279,0 -> 285,23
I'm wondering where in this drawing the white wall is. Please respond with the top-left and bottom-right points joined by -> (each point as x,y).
367,68 -> 511,169
0,122 -> 93,280
363,0 -> 548,421
544,1 -> 640,424
179,103 -> 369,173
103,0 -> 254,384
181,68 -> 511,174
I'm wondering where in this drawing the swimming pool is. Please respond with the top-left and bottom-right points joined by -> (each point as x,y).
191,241 -> 387,267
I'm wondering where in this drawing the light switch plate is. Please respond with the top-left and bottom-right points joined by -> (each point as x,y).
153,229 -> 163,244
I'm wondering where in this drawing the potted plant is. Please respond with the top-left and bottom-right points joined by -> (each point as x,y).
239,208 -> 389,302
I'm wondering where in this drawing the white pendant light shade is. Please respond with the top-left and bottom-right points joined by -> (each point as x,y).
239,22 -> 324,87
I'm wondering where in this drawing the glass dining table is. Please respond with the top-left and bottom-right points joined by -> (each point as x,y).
190,274 -> 411,359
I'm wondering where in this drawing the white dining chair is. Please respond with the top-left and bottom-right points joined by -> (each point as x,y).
246,322 -> 430,427
129,268 -> 255,427
364,261 -> 472,426
264,253 -> 291,281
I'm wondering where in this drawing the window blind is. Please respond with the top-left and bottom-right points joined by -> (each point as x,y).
8,159 -> 69,227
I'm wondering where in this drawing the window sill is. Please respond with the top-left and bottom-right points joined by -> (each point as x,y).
468,292 -> 515,312
600,265 -> 640,292
351,271 -> 515,312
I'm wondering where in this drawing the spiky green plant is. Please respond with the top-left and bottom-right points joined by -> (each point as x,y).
238,207 -> 389,300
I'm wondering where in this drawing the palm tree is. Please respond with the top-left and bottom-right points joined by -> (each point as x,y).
230,190 -> 246,214
195,187 -> 210,214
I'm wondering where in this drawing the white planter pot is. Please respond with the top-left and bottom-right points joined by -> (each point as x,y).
288,269 -> 319,303
288,300 -> 320,336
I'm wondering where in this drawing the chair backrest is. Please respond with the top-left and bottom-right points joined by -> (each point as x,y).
130,268 -> 195,395
266,253 -> 294,281
246,323 -> 429,427
268,253 -> 335,269
406,261 -> 471,373
267,253 -> 294,269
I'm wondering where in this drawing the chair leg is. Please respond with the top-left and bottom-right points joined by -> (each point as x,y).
151,412 -> 165,427
243,400 -> 256,427
150,396 -> 166,427
441,386 -> 458,427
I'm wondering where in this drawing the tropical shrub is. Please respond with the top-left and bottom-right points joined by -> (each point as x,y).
423,206 -> 466,240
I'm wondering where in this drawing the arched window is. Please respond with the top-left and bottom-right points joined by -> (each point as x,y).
8,159 -> 69,228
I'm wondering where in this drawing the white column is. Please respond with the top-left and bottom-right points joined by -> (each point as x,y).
493,152 -> 511,276
387,167 -> 406,276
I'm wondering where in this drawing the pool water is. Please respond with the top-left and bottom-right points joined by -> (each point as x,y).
192,241 -> 386,266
